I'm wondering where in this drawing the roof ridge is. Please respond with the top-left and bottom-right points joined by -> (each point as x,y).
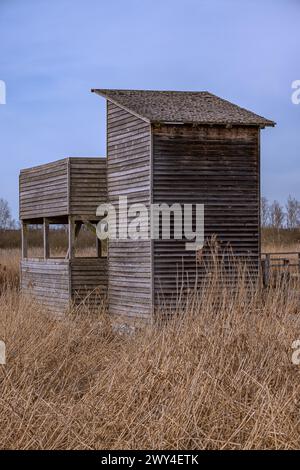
92,88 -> 210,94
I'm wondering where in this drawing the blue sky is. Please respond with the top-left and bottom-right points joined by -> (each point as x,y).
0,0 -> 299,218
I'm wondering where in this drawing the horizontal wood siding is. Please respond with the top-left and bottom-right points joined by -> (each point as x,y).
21,257 -> 108,314
21,259 -> 70,314
152,125 -> 260,304
20,157 -> 107,220
69,158 -> 107,217
70,258 -> 108,310
19,159 -> 69,219
107,102 -> 152,318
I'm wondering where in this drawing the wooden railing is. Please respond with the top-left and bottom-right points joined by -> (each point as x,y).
261,252 -> 300,287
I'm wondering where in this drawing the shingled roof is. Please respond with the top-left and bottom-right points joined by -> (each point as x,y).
92,89 -> 275,127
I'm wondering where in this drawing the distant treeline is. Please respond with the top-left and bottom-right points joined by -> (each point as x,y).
0,198 -> 17,230
261,195 -> 300,229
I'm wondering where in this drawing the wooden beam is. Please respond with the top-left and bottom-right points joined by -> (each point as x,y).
21,222 -> 28,259
262,253 -> 271,287
43,218 -> 50,259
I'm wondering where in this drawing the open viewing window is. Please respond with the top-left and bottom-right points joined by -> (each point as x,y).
21,218 -> 107,260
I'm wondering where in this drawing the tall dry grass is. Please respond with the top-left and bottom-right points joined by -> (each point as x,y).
1,248 -> 300,449
0,249 -> 20,292
262,227 -> 300,247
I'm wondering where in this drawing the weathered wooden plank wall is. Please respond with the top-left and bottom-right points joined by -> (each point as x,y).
21,259 -> 70,314
152,125 -> 260,304
21,258 -> 108,314
106,102 -> 152,318
19,159 -> 69,219
69,158 -> 107,217
20,157 -> 107,221
71,258 -> 108,308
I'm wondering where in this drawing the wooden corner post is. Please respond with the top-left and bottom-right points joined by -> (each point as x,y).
262,253 -> 271,287
43,218 -> 50,259
21,221 -> 28,259
96,227 -> 102,258
68,216 -> 75,259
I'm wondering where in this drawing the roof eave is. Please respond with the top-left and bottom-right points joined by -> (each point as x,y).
155,120 -> 276,128
91,89 -> 151,124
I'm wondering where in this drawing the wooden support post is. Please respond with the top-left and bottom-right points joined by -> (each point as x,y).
96,231 -> 102,258
68,216 -> 75,260
21,222 -> 28,259
75,222 -> 82,239
262,253 -> 271,287
298,253 -> 300,275
43,218 -> 50,259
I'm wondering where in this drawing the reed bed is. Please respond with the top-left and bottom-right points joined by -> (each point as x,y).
0,249 -> 300,449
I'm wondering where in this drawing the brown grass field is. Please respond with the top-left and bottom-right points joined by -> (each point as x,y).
1,239 -> 300,450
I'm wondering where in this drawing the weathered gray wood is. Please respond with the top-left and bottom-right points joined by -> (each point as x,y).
68,216 -> 75,260
21,222 -> 28,259
107,102 -> 152,318
152,124 -> 260,306
19,159 -> 69,219
43,218 -> 50,259
21,259 -> 70,314
96,236 -> 101,258
69,157 -> 106,217
19,157 -> 107,220
70,258 -> 108,311
21,257 -> 108,315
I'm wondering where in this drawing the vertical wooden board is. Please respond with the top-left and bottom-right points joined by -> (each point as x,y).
107,102 -> 152,319
43,218 -> 50,259
21,222 -> 28,258
68,216 -> 75,260
152,125 -> 260,305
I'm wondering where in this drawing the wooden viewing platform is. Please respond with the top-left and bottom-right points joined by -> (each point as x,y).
19,157 -> 106,222
19,157 -> 108,314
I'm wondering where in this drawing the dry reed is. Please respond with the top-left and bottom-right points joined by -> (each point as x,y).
1,249 -> 300,449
